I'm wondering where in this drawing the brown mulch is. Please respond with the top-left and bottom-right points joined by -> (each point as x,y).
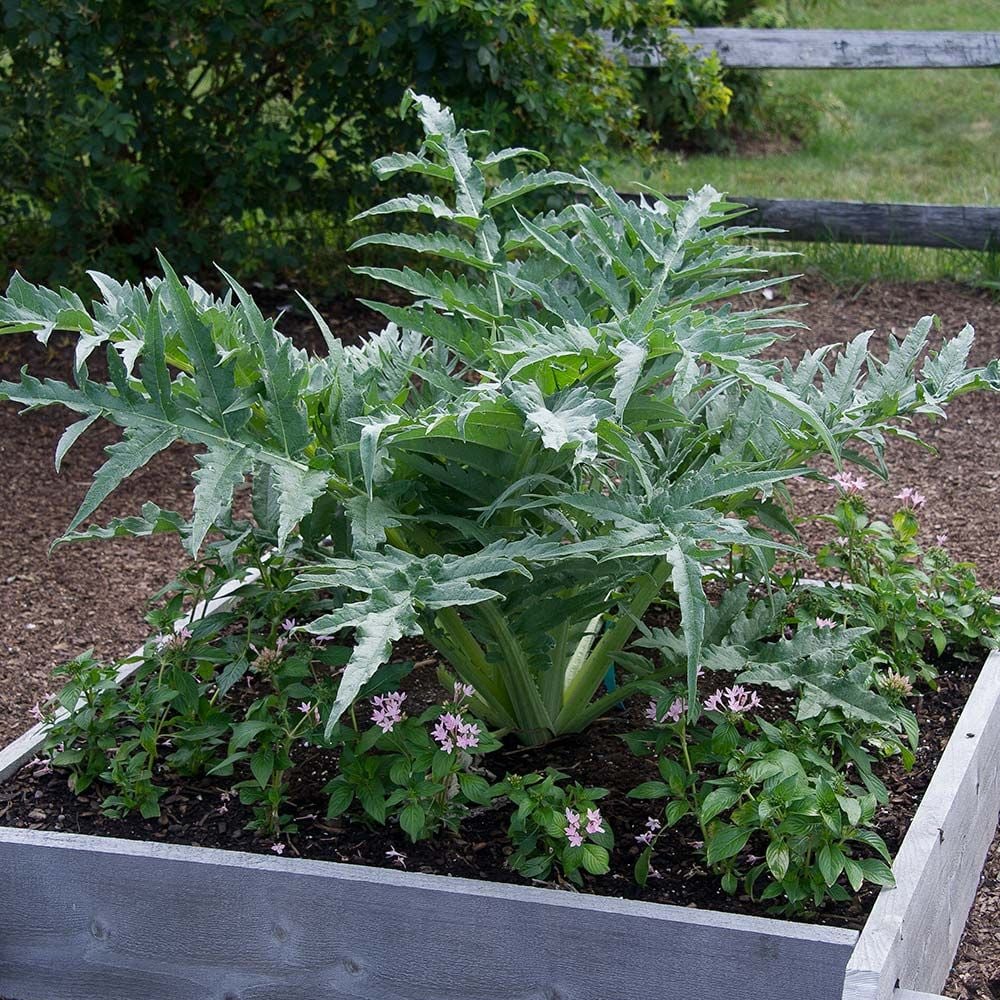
1,276 -> 1000,990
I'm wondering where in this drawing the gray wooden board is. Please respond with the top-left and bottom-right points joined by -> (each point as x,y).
0,828 -> 858,1000
616,192 -> 1000,251
844,650 -> 1000,1000
617,28 -> 1000,69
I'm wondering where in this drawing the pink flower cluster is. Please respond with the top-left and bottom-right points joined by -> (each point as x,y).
154,625 -> 193,652
645,697 -> 687,725
565,807 -> 604,847
431,712 -> 481,753
452,681 -> 476,703
703,685 -> 762,714
894,486 -> 926,509
815,617 -> 836,629
635,815 -> 661,846
830,472 -> 867,494
371,691 -> 407,733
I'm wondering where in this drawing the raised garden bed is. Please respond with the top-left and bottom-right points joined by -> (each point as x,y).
4,93 -> 1000,1000
2,645 -> 997,1000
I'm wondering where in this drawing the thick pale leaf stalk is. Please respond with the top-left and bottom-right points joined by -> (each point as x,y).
556,560 -> 674,732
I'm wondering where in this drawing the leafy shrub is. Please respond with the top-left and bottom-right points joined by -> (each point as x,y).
638,0 -> 823,149
497,770 -> 614,884
325,684 -> 500,843
628,699 -> 896,912
3,92 -> 997,751
5,93 -> 1000,913
0,0 -> 693,287
625,581 -> 916,910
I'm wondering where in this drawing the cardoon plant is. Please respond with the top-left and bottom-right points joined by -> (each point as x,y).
1,93 -> 995,746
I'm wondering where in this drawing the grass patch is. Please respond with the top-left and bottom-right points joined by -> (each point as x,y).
608,0 -> 1000,284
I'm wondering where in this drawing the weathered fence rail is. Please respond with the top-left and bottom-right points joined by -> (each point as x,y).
634,194 -> 1000,252
605,27 -> 1000,249
620,28 -> 1000,70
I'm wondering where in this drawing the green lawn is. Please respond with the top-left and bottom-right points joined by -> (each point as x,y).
608,0 -> 1000,283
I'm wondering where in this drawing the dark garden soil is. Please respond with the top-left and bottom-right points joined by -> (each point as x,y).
2,277 -> 1000,987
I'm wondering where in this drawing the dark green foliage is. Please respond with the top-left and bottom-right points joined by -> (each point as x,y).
637,0 -> 818,149
0,0 -> 688,287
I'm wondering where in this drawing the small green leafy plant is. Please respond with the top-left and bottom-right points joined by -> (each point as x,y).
627,678 -> 899,912
325,684 -> 500,843
496,770 -> 614,885
804,478 -> 1000,683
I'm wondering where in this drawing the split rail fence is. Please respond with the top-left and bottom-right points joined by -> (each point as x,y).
611,28 -> 1000,250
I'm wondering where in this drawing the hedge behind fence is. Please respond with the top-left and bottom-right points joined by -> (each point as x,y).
0,1 -> 737,289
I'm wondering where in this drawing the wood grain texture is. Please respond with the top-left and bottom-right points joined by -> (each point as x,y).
0,571 -> 256,783
0,828 -> 857,1000
618,28 -> 1000,69
843,650 -> 1000,1000
617,192 -> 1000,251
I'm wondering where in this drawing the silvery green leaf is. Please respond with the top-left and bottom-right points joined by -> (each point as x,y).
344,495 -> 402,552
611,338 -> 647,420
508,383 -> 613,466
190,445 -> 248,554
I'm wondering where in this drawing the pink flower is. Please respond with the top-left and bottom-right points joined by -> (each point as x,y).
28,703 -> 43,723
270,842 -> 285,855
831,472 -> 867,494
635,830 -> 654,845
935,533 -> 949,546
646,697 -> 687,724
704,685 -> 762,714
371,691 -> 407,734
282,618 -> 297,632
894,487 -> 926,509
725,684 -> 762,713
664,698 -> 686,723
816,617 -> 836,629
703,690 -> 724,712
585,808 -> 605,835
455,721 -> 481,750
385,846 -> 407,867
452,681 -> 476,703
645,816 -> 661,832
564,810 -> 584,847
431,710 -> 481,753
297,702 -> 320,723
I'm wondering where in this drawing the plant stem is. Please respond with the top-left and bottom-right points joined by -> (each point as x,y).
475,602 -> 553,745
555,558 -> 672,732
426,609 -> 515,726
